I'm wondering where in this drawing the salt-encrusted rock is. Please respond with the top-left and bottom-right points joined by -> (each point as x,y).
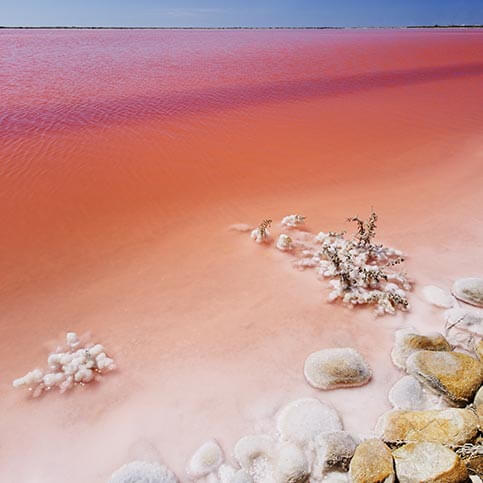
321,473 -> 349,482
406,350 -> 483,406
391,328 -> 451,370
313,431 -> 357,473
274,442 -> 309,483
393,442 -> 468,483
276,398 -> 342,446
303,348 -> 372,390
219,464 -> 254,483
388,376 -> 425,410
187,440 -> 223,478
388,375 -> 449,410
349,439 -> 395,483
281,214 -> 306,228
422,285 -> 455,308
375,409 -> 479,446
474,386 -> 483,425
233,435 -> 275,476
475,340 -> 483,361
277,234 -> 293,251
230,470 -> 253,483
109,461 -> 178,483
444,308 -> 483,351
453,278 -> 483,307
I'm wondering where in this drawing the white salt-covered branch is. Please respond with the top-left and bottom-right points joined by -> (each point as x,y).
12,332 -> 116,397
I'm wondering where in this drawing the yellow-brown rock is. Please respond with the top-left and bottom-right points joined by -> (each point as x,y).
406,350 -> 483,406
391,329 -> 451,370
475,339 -> 483,361
349,439 -> 395,483
393,442 -> 468,482
375,409 -> 479,446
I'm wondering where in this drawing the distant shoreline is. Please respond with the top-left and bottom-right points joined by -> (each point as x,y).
1,25 -> 482,30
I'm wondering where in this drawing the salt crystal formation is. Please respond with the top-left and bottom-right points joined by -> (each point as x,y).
12,332 -> 115,397
421,285 -> 455,308
251,219 -> 272,244
276,234 -> 293,252
250,212 -> 411,315
314,218 -> 410,315
109,460 -> 177,483
304,348 -> 372,389
281,214 -> 306,228
452,277 -> 483,307
187,440 -> 224,478
233,434 -> 275,476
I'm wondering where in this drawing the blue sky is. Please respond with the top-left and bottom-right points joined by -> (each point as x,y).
1,0 -> 482,27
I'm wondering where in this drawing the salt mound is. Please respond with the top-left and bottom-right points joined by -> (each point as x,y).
453,277 -> 483,307
187,440 -> 224,478
313,431 -> 357,473
12,332 -> 115,397
388,375 -> 448,410
422,285 -> 455,308
276,234 -> 293,252
276,398 -> 342,447
109,460 -> 177,483
274,442 -> 309,483
230,470 -> 254,483
233,435 -> 275,475
304,348 -> 372,389
281,214 -> 306,228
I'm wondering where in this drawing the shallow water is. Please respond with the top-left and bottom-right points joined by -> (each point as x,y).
1,28 -> 483,482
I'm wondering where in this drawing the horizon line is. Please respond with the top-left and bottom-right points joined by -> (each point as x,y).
1,24 -> 483,30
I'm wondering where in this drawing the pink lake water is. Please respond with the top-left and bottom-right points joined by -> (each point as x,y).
1,28 -> 483,482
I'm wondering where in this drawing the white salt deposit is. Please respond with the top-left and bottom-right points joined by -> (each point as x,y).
452,277 -> 483,307
218,464 -> 237,483
12,332 -> 115,396
276,398 -> 342,447
444,307 -> 483,351
303,348 -> 372,389
422,285 -> 455,308
233,435 -> 275,474
276,234 -> 293,252
313,431 -> 357,474
274,442 -> 309,483
388,375 -> 449,410
251,228 -> 270,244
230,470 -> 253,483
187,440 -> 224,478
281,214 -> 306,228
109,460 -> 178,483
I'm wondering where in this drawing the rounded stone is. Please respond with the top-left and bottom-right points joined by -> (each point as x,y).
186,440 -> 224,478
422,285 -> 455,308
393,442 -> 468,482
349,439 -> 395,483
453,277 -> 483,307
406,350 -> 483,406
276,398 -> 342,446
304,348 -> 372,390
391,329 -> 451,370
